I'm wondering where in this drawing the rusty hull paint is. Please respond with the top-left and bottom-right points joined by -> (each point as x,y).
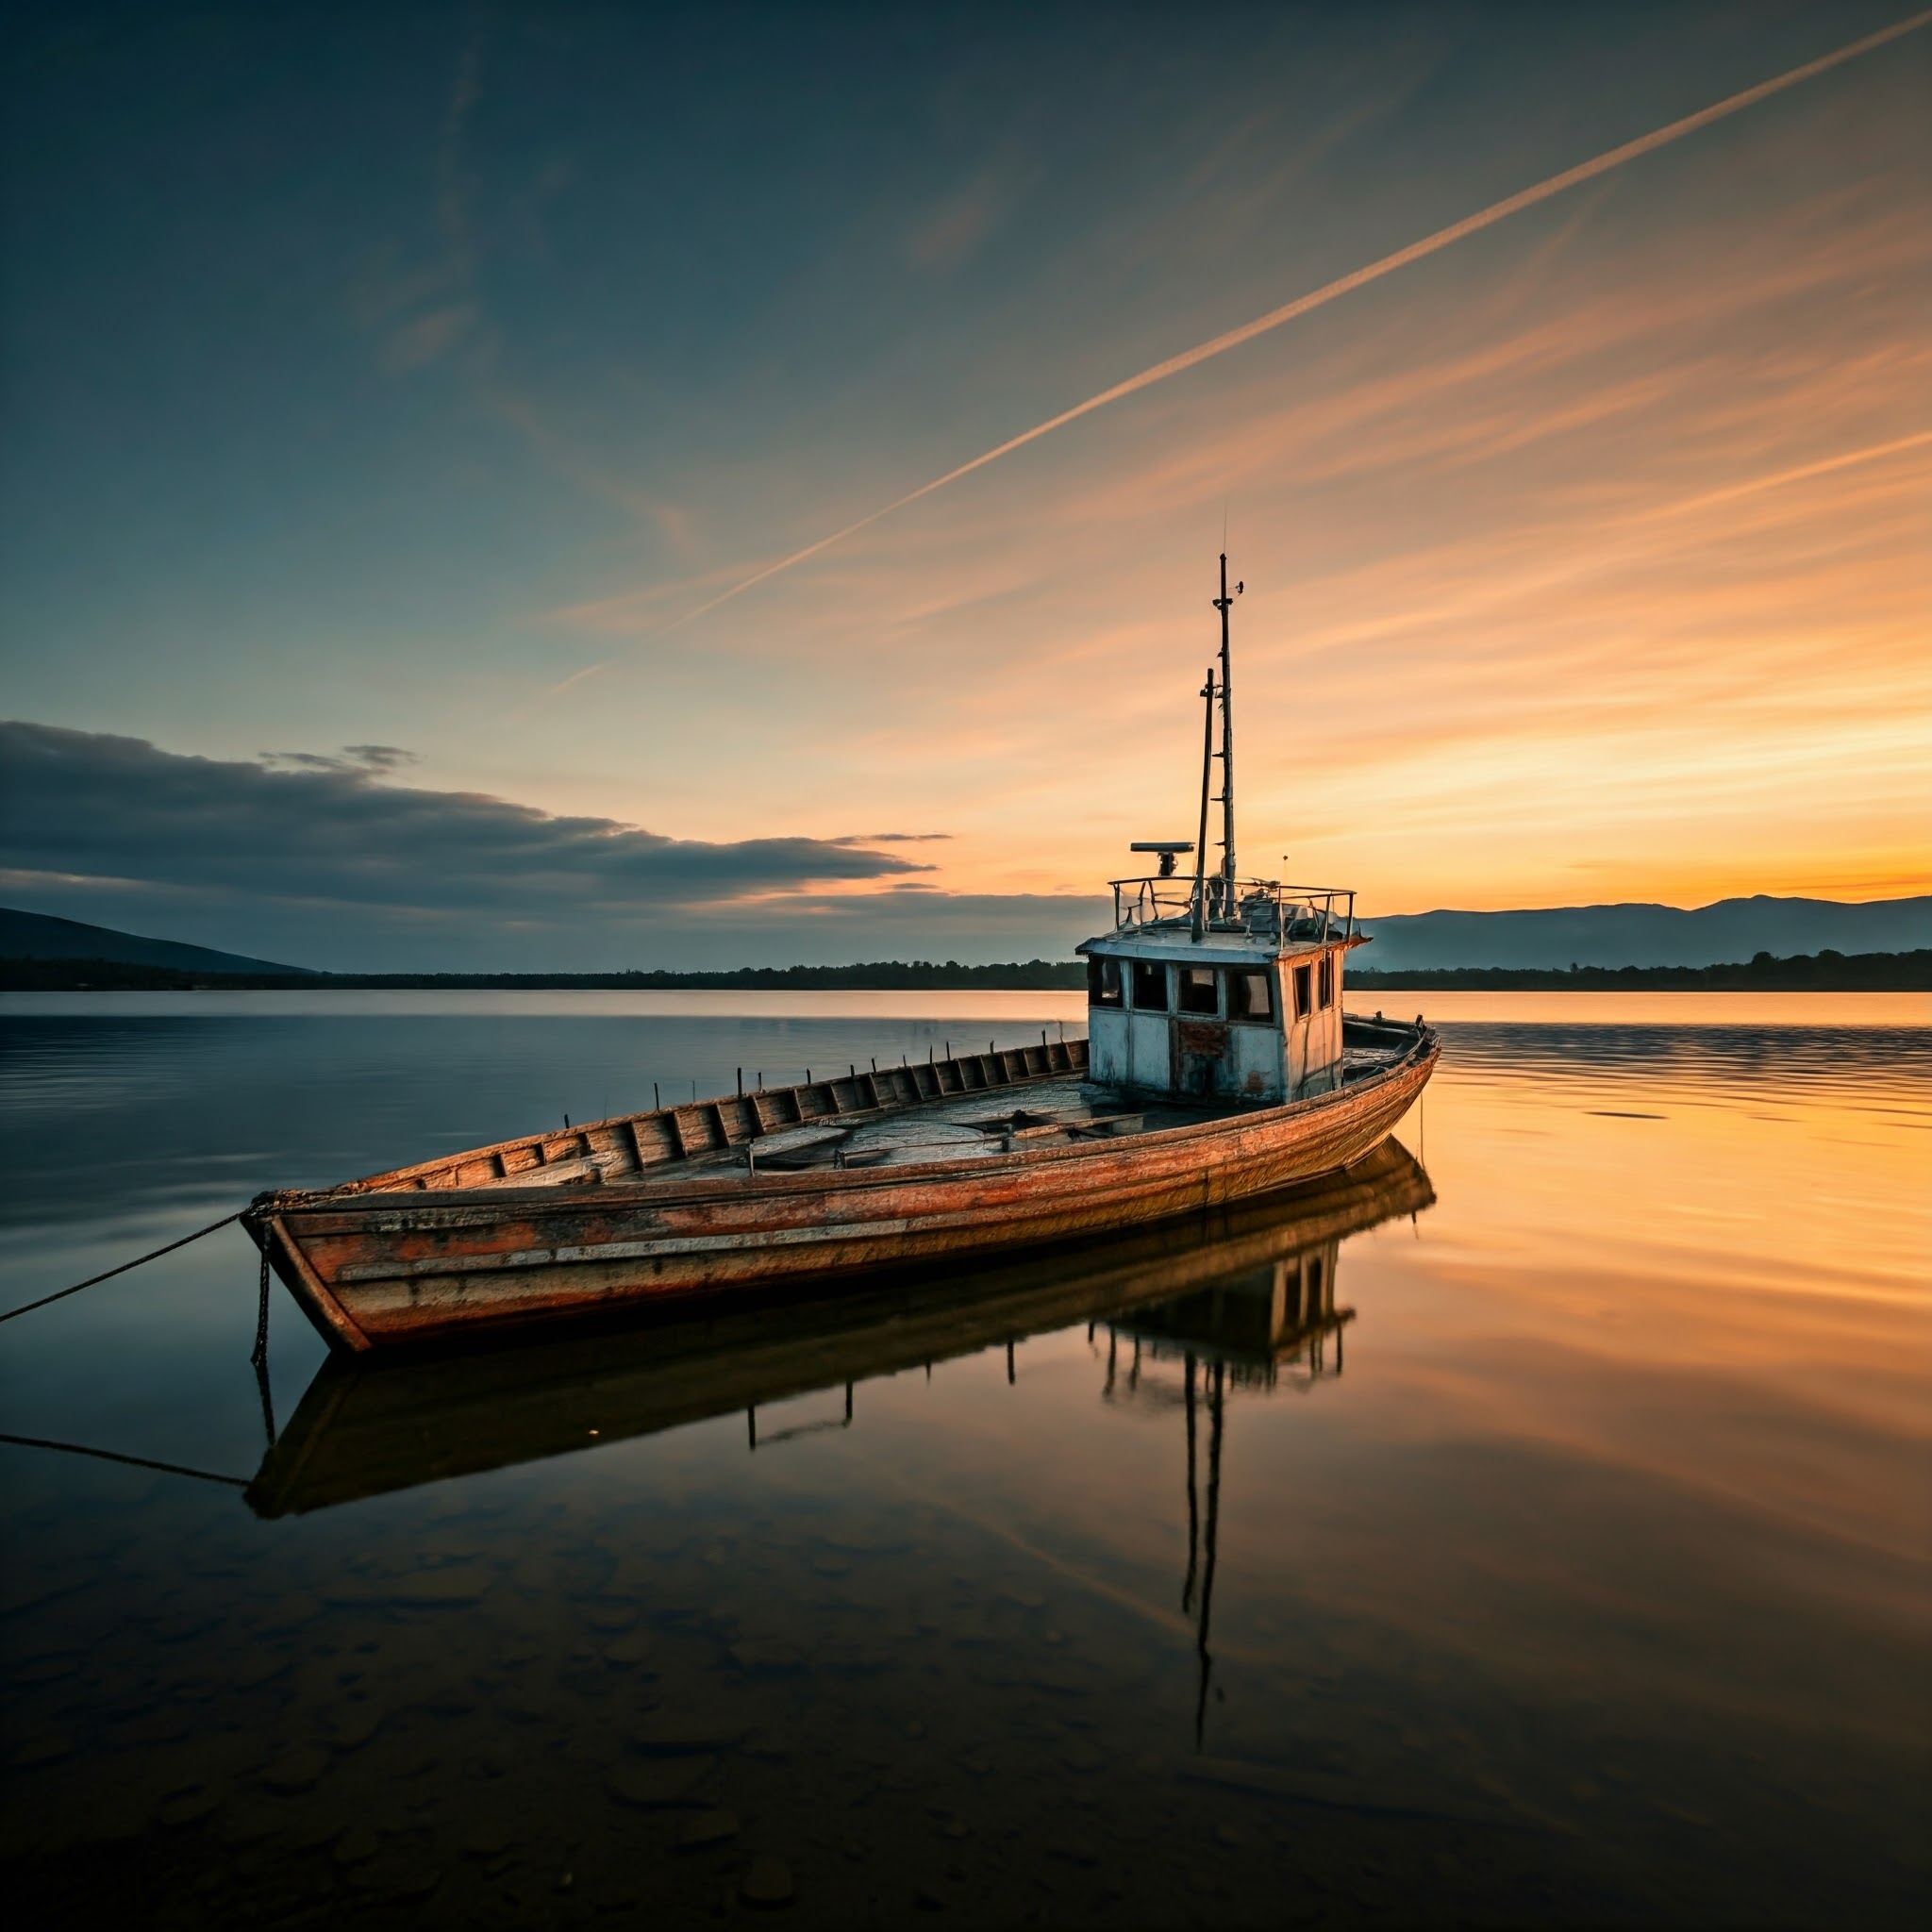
259,1024 -> 1437,1350
268,1214 -> 374,1354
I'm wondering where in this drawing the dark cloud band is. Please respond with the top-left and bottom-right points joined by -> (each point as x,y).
0,721 -> 931,916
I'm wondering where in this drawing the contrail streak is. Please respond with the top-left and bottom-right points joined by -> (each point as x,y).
595,8 -> 1932,662
1654,427 -> 1932,518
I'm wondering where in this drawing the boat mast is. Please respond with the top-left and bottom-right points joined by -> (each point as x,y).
1213,553 -> 1237,910
1191,665 -> 1215,941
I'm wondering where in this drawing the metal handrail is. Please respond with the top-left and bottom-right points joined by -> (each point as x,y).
1105,878 -> 1357,947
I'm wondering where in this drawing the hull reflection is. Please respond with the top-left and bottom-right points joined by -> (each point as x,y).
247,1140 -> 1434,1518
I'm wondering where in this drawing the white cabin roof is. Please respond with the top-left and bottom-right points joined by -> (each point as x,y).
1078,926 -> 1362,967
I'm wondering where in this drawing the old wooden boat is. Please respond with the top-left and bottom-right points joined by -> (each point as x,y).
247,1140 -> 1434,1516
243,555 -> 1438,1351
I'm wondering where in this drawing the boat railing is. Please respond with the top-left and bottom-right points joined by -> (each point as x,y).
1108,878 -> 1357,946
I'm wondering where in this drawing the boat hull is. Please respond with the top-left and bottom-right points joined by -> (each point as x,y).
250,1022 -> 1437,1352
246,1140 -> 1435,1516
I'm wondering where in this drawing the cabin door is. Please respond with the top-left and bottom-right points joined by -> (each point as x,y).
1173,1019 -> 1229,1098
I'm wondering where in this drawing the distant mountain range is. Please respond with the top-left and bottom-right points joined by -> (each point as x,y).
3,894 -> 1928,980
1357,895 -> 1932,971
0,908 -> 311,977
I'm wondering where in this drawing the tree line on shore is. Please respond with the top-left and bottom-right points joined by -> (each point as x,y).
3,949 -> 1926,992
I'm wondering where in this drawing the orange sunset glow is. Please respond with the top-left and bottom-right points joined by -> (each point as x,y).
2,5 -> 1926,967
520,17 -> 1930,920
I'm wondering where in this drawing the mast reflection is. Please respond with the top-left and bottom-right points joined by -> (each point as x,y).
1094,1203 -> 1366,1747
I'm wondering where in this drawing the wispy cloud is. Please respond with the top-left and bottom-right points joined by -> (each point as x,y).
556,7 -> 1930,680
905,164 -> 1015,273
350,20 -> 695,556
262,743 -> 423,775
379,303 -> 478,374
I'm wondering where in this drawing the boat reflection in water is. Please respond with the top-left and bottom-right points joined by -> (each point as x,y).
1096,1207 -> 1359,1745
247,1138 -> 1432,1520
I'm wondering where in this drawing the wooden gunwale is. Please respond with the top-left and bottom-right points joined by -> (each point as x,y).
307,1059 -> 1418,1228
252,1022 -> 1436,1350
335,1041 -> 1086,1198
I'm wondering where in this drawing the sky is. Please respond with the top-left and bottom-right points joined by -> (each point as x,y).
2,2 -> 1927,970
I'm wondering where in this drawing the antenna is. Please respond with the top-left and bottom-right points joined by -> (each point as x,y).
1212,554 -> 1241,907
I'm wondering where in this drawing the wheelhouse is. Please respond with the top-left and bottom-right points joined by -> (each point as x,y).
1079,882 -> 1361,1103
1075,553 -> 1369,1105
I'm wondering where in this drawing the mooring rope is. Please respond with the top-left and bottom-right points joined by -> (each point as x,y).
0,1210 -> 245,1326
0,1430 -> 249,1489
0,1207 -> 289,1477
249,1241 -> 271,1366
250,1241 -> 277,1445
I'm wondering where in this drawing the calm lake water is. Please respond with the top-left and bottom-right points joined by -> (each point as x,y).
1,992 -> 1926,1927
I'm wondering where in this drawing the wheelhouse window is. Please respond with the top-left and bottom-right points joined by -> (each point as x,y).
1131,961 -> 1168,1010
1229,969 -> 1274,1022
1177,967 -> 1220,1016
1318,953 -> 1335,1008
1292,962 -> 1313,1018
1088,958 -> 1123,1008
